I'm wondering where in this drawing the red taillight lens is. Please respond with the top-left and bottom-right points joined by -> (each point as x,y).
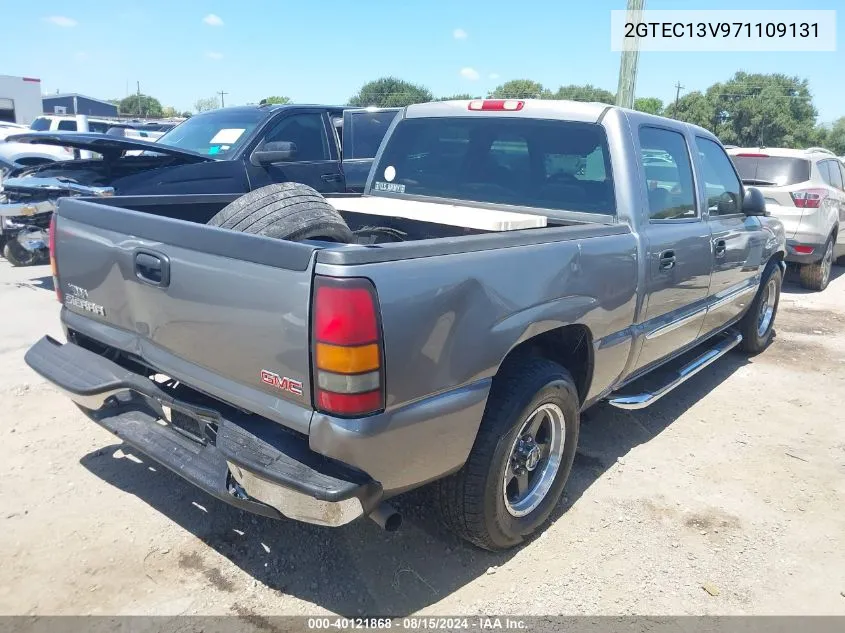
793,245 -> 814,255
49,213 -> 61,303
312,276 -> 384,417
468,99 -> 525,112
790,188 -> 828,208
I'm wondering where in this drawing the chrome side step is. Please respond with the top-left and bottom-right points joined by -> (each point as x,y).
606,332 -> 743,410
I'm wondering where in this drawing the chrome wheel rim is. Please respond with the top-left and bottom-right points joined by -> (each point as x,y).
503,403 -> 566,517
757,276 -> 778,337
822,241 -> 833,288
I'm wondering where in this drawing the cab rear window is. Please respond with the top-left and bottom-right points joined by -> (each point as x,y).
371,117 -> 615,215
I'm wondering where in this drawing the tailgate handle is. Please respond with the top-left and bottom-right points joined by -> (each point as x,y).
134,250 -> 170,288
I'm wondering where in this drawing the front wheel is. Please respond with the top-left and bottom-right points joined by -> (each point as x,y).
435,358 -> 580,551
739,262 -> 782,354
3,240 -> 39,267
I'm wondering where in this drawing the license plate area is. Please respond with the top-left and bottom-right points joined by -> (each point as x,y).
160,403 -> 217,446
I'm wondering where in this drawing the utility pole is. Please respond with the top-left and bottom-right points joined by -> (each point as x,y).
674,82 -> 685,108
218,90 -> 228,108
615,0 -> 645,109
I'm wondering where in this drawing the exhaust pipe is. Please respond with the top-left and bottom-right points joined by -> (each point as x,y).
368,502 -> 402,532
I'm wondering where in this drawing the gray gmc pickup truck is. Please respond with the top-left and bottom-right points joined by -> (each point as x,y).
25,99 -> 786,551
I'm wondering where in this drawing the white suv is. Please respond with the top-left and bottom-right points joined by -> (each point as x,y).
729,147 -> 845,291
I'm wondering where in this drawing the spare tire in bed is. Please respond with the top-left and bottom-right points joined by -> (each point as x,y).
206,182 -> 353,243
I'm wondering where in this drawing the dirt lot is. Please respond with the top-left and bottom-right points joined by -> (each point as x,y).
1,260 -> 844,618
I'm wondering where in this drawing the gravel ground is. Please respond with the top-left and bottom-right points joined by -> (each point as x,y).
0,260 -> 844,619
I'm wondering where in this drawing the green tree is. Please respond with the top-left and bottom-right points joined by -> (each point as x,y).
118,94 -> 163,118
194,96 -> 219,112
822,117 -> 845,155
348,77 -> 432,108
161,106 -> 179,118
706,72 -> 817,147
180,111 -> 192,118
634,97 -> 664,115
436,93 -> 477,101
260,96 -> 292,105
554,84 -> 615,104
664,91 -> 718,130
488,79 -> 548,99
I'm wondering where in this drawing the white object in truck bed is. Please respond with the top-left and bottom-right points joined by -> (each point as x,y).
334,195 -> 547,232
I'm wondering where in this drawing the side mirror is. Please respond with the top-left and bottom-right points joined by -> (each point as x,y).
742,186 -> 767,216
251,141 -> 297,166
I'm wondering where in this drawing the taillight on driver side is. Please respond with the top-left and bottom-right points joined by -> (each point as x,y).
312,276 -> 385,417
48,213 -> 61,303
791,188 -> 828,208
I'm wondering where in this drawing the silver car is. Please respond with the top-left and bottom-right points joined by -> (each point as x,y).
729,147 -> 845,291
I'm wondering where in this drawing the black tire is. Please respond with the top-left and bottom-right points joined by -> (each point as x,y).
435,358 -> 580,551
738,261 -> 782,354
207,183 -> 353,243
3,240 -> 38,267
798,235 -> 834,291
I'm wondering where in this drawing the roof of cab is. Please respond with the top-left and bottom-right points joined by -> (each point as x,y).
404,99 -> 613,123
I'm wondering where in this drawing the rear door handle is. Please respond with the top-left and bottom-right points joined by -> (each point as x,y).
321,173 -> 343,183
134,250 -> 170,288
714,239 -> 727,257
658,250 -> 676,271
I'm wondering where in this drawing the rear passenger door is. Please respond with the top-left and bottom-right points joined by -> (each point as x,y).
695,137 -> 762,337
244,109 -> 344,193
633,125 -> 713,373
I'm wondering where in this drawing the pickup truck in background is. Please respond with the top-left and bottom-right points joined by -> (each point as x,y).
0,104 -> 399,265
26,99 -> 786,551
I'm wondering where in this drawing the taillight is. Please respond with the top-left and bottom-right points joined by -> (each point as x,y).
793,245 -> 814,255
468,99 -> 525,111
790,188 -> 828,208
48,213 -> 61,303
312,276 -> 384,417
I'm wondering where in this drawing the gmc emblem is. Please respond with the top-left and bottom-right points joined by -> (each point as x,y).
260,369 -> 303,397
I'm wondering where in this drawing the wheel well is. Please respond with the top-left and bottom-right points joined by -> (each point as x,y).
497,324 -> 593,405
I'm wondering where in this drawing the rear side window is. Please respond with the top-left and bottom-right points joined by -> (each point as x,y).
30,117 -> 51,131
639,126 -> 697,220
344,110 -> 397,159
370,117 -> 615,215
826,160 -> 844,189
88,121 -> 111,134
731,155 -> 810,186
57,119 -> 77,131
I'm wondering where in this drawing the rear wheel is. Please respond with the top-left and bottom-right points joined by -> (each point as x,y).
798,236 -> 834,291
206,182 -> 353,243
739,262 -> 782,354
435,358 -> 580,551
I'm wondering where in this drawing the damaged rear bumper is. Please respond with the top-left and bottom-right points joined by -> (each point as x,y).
24,335 -> 381,527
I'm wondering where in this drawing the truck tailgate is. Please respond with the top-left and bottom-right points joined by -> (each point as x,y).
54,198 -> 318,433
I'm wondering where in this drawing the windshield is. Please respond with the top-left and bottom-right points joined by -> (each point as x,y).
156,109 -> 265,156
370,117 -> 615,215
731,155 -> 810,186
30,117 -> 51,131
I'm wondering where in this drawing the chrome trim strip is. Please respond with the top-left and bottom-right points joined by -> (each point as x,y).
607,332 -> 742,410
707,283 -> 757,312
645,308 -> 706,340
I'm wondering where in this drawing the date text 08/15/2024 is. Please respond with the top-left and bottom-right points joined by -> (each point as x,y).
307,617 -> 529,630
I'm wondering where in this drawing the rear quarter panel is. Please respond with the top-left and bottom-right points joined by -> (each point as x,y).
315,228 -> 639,411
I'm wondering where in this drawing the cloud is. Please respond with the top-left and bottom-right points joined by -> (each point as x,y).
489,73 -> 500,80
74,52 -> 89,62
460,67 -> 480,81
453,28 -> 467,40
45,15 -> 77,27
205,51 -> 224,60
203,14 -> 224,26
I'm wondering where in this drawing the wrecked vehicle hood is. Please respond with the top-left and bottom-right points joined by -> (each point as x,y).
6,132 -> 213,163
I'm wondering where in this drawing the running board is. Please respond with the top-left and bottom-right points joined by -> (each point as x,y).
606,332 -> 743,410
